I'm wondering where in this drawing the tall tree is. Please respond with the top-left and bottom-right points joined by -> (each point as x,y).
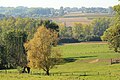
0,44 -> 7,69
43,20 -> 59,32
24,26 -> 61,75
92,18 -> 111,41
72,23 -> 84,41
3,30 -> 27,68
102,4 -> 120,52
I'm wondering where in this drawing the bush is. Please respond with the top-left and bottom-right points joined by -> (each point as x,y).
17,66 -> 23,73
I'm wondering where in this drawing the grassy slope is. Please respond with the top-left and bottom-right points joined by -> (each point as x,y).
1,42 -> 120,80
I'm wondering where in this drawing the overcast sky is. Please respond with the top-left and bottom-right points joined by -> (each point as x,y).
0,0 -> 119,8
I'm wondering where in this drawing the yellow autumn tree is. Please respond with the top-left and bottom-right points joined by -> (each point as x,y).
24,25 -> 61,75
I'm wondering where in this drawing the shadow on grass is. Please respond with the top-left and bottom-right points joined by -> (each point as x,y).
60,55 -> 97,64
59,58 -> 77,65
66,55 -> 97,59
79,55 -> 97,58
63,58 -> 77,63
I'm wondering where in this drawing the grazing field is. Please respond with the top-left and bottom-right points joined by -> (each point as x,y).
64,13 -> 113,18
1,42 -> 120,80
51,17 -> 91,26
51,13 -> 113,26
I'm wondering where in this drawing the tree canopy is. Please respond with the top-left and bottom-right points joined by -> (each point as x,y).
102,4 -> 120,52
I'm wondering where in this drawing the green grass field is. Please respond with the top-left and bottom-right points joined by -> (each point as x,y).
1,42 -> 120,80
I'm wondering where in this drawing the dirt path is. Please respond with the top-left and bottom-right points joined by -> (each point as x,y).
89,59 -> 99,63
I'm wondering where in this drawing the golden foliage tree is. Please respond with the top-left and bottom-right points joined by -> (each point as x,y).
24,26 -> 61,75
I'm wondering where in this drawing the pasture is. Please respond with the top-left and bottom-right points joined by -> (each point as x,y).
51,17 -> 91,26
1,42 -> 120,80
51,13 -> 113,26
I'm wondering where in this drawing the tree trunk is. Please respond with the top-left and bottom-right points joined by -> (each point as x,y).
114,47 -> 118,52
46,70 -> 50,75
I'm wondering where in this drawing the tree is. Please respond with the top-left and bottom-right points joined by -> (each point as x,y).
83,24 -> 93,41
92,18 -> 111,41
0,44 -> 7,69
102,4 -> 120,52
43,20 -> 59,32
72,23 -> 85,41
3,30 -> 27,68
58,23 -> 66,37
24,26 -> 61,75
59,6 -> 64,16
0,17 -> 43,40
59,23 -> 73,38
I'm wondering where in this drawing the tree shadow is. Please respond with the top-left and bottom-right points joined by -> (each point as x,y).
79,55 -> 97,58
63,58 -> 77,63
67,55 -> 97,59
59,58 -> 77,65
60,55 -> 97,64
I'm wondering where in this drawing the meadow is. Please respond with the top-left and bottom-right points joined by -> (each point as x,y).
1,42 -> 120,80
50,13 -> 113,27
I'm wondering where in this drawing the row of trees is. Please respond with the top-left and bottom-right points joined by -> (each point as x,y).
0,6 -> 114,18
0,17 -> 59,70
0,6 -> 52,18
59,18 -> 111,42
0,30 -> 28,69
0,14 -> 5,19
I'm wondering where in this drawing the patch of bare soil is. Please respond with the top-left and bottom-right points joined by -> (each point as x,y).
76,58 -> 111,64
89,59 -> 99,63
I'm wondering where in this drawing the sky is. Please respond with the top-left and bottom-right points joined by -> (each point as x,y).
0,0 -> 119,9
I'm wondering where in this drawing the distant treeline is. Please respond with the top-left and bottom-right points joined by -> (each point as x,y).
0,6 -> 114,18
59,18 -> 112,42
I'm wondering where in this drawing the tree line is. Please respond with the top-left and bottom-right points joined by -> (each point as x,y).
0,6 -> 114,18
0,17 -> 59,70
59,17 -> 112,42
